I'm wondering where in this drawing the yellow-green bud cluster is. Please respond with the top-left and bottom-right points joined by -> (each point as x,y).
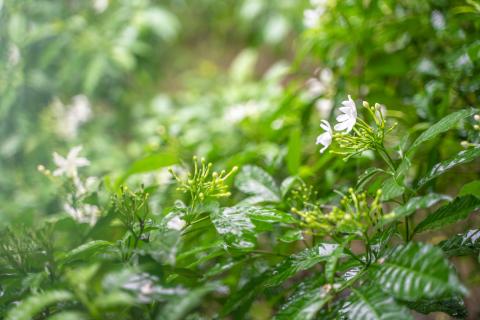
170,156 -> 238,202
295,189 -> 383,236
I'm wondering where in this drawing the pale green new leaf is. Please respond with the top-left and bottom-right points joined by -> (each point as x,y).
235,165 -> 281,203
459,180 -> 480,198
376,243 -> 466,301
417,147 -> 480,188
343,286 -> 413,320
414,196 -> 480,234
60,240 -> 113,265
6,290 -> 74,320
380,194 -> 451,225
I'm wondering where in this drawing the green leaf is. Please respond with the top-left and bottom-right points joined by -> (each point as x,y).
274,276 -> 329,320
380,194 -> 451,225
287,128 -> 302,175
375,243 -> 466,301
417,147 -> 480,188
46,311 -> 88,320
222,271 -> 269,316
396,108 -> 478,179
265,243 -> 338,287
211,206 -> 256,249
406,295 -> 467,319
6,290 -> 74,320
439,229 -> 480,257
280,176 -> 300,198
414,196 -> 480,234
278,229 -> 303,243
157,284 -> 218,320
408,108 -> 477,153
381,177 -> 405,201
356,168 -> 386,191
60,240 -> 113,265
115,151 -> 177,187
324,245 -> 344,284
459,180 -> 480,198
343,286 -> 413,320
235,165 -> 280,204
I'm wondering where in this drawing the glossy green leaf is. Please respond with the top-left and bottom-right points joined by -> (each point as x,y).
414,196 -> 480,234
6,290 -> 74,320
211,206 -> 256,249
439,229 -> 480,257
376,243 -> 466,301
60,240 -> 113,264
265,243 -> 338,287
417,147 -> 480,188
380,194 -> 451,225
275,276 -> 329,320
235,165 -> 280,204
343,286 -> 413,320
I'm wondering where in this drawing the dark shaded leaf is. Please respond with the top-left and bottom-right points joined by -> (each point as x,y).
414,196 -> 480,234
439,229 -> 480,257
417,147 -> 480,188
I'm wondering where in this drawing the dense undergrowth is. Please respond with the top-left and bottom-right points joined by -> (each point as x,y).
1,1 -> 480,319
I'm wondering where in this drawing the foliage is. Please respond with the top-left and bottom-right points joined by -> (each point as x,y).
1,0 -> 480,319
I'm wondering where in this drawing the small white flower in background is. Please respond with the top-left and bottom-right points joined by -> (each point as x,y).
92,0 -> 109,13
63,203 -> 99,226
315,98 -> 333,118
316,120 -> 333,153
431,10 -> 446,31
54,95 -> 92,139
8,44 -> 21,66
224,101 -> 262,123
167,216 -> 186,231
303,0 -> 327,28
375,103 -> 387,119
53,146 -> 90,178
334,95 -> 357,133
305,68 -> 333,99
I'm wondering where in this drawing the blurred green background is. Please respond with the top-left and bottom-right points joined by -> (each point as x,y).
1,0 -> 480,318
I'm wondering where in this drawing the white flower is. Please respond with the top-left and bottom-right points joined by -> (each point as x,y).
167,216 -> 186,231
316,120 -> 333,153
8,44 -> 21,66
303,0 -> 327,28
53,146 -> 90,178
303,8 -> 324,28
92,0 -> 109,13
315,98 -> 333,118
64,203 -> 99,226
334,95 -> 357,133
431,10 -> 445,31
53,95 -> 92,139
224,101 -> 262,123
